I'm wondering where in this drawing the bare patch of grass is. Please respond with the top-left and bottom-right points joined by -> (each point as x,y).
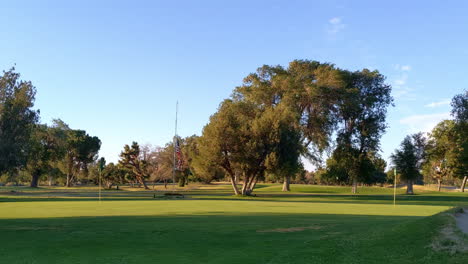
257,225 -> 324,233
1,226 -> 62,231
431,209 -> 468,254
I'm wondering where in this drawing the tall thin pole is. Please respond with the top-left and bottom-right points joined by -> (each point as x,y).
393,168 -> 397,207
99,170 -> 102,203
172,101 -> 178,191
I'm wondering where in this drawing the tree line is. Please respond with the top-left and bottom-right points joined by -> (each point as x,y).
391,91 -> 468,194
0,68 -> 102,187
1,63 -> 466,195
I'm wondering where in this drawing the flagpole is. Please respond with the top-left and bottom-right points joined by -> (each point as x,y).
393,168 -> 397,207
99,169 -> 101,203
173,101 -> 178,192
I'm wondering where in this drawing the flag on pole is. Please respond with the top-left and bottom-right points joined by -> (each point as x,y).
174,137 -> 184,171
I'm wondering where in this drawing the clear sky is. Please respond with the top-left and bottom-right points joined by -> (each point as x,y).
1,0 -> 467,169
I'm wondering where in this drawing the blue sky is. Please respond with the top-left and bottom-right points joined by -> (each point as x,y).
1,0 -> 467,169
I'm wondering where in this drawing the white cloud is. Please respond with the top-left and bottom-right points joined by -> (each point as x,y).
392,86 -> 414,99
392,73 -> 414,99
391,64 -> 414,99
425,99 -> 451,108
401,65 -> 411,71
394,73 -> 408,86
329,17 -> 341,24
399,112 -> 451,133
327,17 -> 345,35
393,64 -> 411,71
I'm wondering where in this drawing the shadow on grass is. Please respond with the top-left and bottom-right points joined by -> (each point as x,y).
0,211 -> 463,264
1,193 -> 467,206
192,193 -> 468,205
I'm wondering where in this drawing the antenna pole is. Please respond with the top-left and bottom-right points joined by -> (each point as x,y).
172,101 -> 178,191
393,168 -> 397,207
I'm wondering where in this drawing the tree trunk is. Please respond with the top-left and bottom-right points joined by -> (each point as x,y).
66,155 -> 74,187
48,175 -> 53,186
249,177 -> 258,193
164,180 -> 168,189
66,174 -> 73,187
243,175 -> 258,196
105,181 -> 113,189
241,175 -> 251,196
461,176 -> 467,192
406,180 -> 414,194
229,175 -> 240,195
351,178 -> 358,194
140,178 -> 149,189
437,179 -> 442,192
178,177 -> 185,187
282,176 -> 291,192
223,164 -> 240,195
30,172 -> 40,188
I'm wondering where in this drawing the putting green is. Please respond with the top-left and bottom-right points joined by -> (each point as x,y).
0,200 -> 451,219
0,185 -> 467,264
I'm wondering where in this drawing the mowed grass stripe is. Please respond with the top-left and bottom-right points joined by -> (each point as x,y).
0,200 -> 451,219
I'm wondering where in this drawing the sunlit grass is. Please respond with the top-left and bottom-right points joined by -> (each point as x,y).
0,184 -> 467,264
0,200 -> 451,219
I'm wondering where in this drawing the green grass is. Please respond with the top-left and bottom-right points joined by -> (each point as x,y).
0,184 -> 467,264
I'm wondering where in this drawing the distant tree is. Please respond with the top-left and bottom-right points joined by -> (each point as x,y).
321,150 -> 387,186
178,135 -> 201,186
321,152 -> 350,185
0,68 -> 39,175
334,69 -> 393,193
150,145 -> 174,188
304,170 -> 316,184
424,120 -> 456,191
119,142 -> 149,189
48,119 -> 101,187
101,162 -> 126,189
147,138 -> 192,188
370,155 -> 388,185
391,133 -> 427,194
198,100 -> 274,195
261,106 -> 304,192
191,151 -> 225,184
26,124 -> 65,187
62,127 -> 101,187
450,91 -> 468,192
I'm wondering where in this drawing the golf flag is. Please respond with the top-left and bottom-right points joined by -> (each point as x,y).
175,138 -> 184,171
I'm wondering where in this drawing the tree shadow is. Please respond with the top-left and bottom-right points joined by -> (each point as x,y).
0,212 -> 463,264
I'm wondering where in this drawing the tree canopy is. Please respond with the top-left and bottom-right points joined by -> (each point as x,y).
391,133 -> 427,194
0,68 -> 39,175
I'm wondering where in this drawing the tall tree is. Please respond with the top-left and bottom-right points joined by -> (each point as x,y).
233,61 -> 343,190
0,68 -> 39,175
234,61 -> 392,193
198,99 -> 305,195
198,100 -> 255,195
101,162 -> 126,189
334,69 -> 393,193
449,91 -> 468,191
63,129 -> 101,187
424,120 -> 455,191
119,142 -> 150,189
391,133 -> 427,194
26,124 -> 65,187
263,106 -> 304,192
199,60 -> 391,194
150,145 -> 174,188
